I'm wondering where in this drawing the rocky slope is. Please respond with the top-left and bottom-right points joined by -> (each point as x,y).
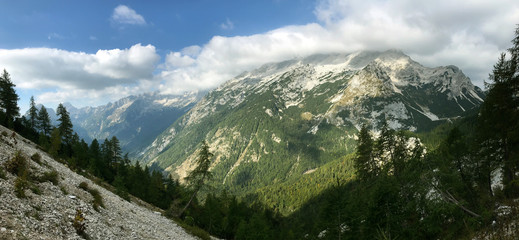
0,125 -> 196,240
140,50 -> 485,194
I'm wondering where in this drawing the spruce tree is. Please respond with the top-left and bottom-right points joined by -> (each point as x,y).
56,103 -> 74,145
37,106 -> 51,136
28,96 -> 38,130
0,69 -> 20,126
479,26 -> 519,197
355,125 -> 376,181
179,140 -> 213,217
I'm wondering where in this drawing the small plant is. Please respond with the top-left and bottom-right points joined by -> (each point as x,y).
1,131 -> 7,137
78,181 -> 89,191
60,186 -> 68,195
89,188 -> 104,211
5,151 -> 28,177
30,153 -> 42,165
72,209 -> 86,237
33,205 -> 42,211
14,176 -> 29,198
0,167 -> 6,180
30,185 -> 42,195
78,181 -> 104,211
36,170 -> 59,185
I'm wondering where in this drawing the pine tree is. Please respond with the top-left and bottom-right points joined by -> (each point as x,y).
179,140 -> 213,217
0,69 -> 20,127
355,125 -> 376,181
28,96 -> 38,130
479,26 -> 519,197
56,103 -> 73,145
49,128 -> 62,157
37,106 -> 51,136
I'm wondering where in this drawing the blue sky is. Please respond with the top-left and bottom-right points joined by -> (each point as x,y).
1,0 -> 316,54
0,0 -> 518,113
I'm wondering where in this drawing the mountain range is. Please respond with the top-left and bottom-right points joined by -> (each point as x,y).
31,50 -> 485,195
135,50 -> 485,194
33,92 -> 203,156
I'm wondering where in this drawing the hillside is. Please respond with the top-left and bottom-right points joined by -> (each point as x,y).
0,125 -> 196,240
140,50 -> 485,194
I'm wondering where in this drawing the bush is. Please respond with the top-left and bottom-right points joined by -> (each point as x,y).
0,167 -> 5,180
30,185 -> 42,195
78,181 -> 104,211
4,151 -> 28,177
89,188 -> 104,211
31,153 -> 42,165
73,209 -> 87,237
1,131 -> 7,137
36,170 -> 59,185
78,181 -> 89,191
14,176 -> 29,198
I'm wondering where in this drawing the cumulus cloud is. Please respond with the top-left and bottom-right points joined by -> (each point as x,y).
111,5 -> 146,26
157,0 -> 519,94
4,0 -> 519,109
0,44 -> 159,106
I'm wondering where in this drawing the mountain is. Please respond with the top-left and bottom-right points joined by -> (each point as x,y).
0,125 -> 196,239
140,50 -> 485,194
32,92 -> 203,156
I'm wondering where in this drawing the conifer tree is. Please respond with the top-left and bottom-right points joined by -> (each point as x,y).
49,128 -> 62,157
37,106 -> 51,136
28,96 -> 38,130
178,140 -> 213,217
56,103 -> 74,145
0,69 -> 20,126
479,26 -> 519,197
355,125 -> 376,180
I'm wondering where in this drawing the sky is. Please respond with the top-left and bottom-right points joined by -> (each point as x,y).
0,0 -> 518,113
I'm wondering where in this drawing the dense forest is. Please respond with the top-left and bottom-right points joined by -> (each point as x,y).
1,26 -> 518,239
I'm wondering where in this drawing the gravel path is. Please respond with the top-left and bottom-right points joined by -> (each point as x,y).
0,125 -> 197,240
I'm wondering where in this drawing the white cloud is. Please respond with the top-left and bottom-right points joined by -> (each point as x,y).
4,0 -> 519,109
111,5 -> 146,26
157,0 -> 519,94
220,18 -> 234,30
0,44 -> 160,107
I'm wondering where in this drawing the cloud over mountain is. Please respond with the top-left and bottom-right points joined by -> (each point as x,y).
156,0 -> 519,95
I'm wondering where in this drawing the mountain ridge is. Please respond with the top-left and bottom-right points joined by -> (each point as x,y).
139,50 -> 485,195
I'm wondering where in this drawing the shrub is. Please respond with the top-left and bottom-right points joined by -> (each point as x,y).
78,181 -> 89,191
0,167 -> 5,180
36,170 -> 59,185
73,209 -> 86,237
5,151 -> 28,176
31,153 -> 42,165
89,188 -> 104,211
30,185 -> 42,195
60,186 -> 68,195
14,176 -> 29,198
78,181 -> 104,211
1,131 -> 7,137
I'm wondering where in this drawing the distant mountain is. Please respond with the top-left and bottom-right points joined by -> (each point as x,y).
30,92 -> 204,156
139,50 -> 485,194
